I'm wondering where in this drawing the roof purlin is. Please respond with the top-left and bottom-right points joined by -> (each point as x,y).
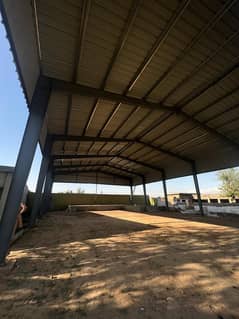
91,0 -> 191,153
81,0 -> 141,137
52,78 -> 239,152
51,134 -> 193,164
52,154 -> 164,173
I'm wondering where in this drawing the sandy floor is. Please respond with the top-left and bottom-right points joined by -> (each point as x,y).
1,210 -> 239,319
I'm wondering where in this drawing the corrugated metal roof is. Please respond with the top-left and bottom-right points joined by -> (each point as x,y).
2,0 -> 239,185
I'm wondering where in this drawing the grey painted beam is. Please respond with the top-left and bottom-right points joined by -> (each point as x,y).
52,78 -> 174,113
144,0 -> 236,99
130,181 -> 134,204
54,169 -> 131,183
0,76 -> 51,264
90,0 -> 190,141
29,136 -> 53,227
64,0 -> 91,137
116,155 -> 164,173
39,167 -> 54,216
125,0 -> 191,92
142,177 -> 148,206
82,0 -> 141,138
162,171 -> 169,209
52,134 -> 192,164
192,162 -> 204,216
53,163 -> 143,178
51,77 -> 239,152
52,154 -> 164,173
52,134 -> 130,143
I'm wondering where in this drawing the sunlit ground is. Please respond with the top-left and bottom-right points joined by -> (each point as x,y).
0,210 -> 239,319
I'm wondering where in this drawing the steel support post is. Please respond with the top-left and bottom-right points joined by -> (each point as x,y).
142,177 -> 148,206
39,167 -> 53,216
192,162 -> 204,216
130,182 -> 134,204
0,77 -> 51,264
44,176 -> 53,214
162,171 -> 169,209
29,136 -> 53,227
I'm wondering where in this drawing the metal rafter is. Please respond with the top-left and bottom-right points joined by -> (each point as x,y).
106,2 -> 239,157
161,29 -> 239,103
109,98 -> 239,160
52,134 -> 193,163
85,61 -> 239,159
53,79 -> 173,112
100,107 -> 173,157
134,83 -> 239,153
53,84 -> 174,163
153,92 -> 239,150
178,59 -> 239,110
192,86 -> 239,119
50,3 -> 239,157
147,59 -> 239,147
52,73 -> 239,154
123,0 -> 191,94
112,142 -> 134,157
52,154 -> 164,173
113,112 -> 172,157
144,0 -> 238,99
113,58 -> 239,156
53,169 -> 131,183
129,106 -> 239,160
64,0 -> 91,138
53,163 -> 143,178
89,0 -> 191,153
81,0 -> 141,136
206,103 -> 239,125
150,59 -> 239,146
216,114 -> 239,131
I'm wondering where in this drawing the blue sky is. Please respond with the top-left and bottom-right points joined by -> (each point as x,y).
0,18 -> 222,197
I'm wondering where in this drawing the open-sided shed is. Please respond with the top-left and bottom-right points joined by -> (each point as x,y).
1,0 -> 239,263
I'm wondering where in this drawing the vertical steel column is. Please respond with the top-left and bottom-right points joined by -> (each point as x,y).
39,167 -> 53,216
44,174 -> 54,214
0,77 -> 51,264
130,181 -> 134,204
192,162 -> 204,216
29,136 -> 53,227
142,176 -> 148,206
162,170 -> 169,209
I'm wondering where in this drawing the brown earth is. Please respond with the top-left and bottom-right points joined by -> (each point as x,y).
0,210 -> 239,319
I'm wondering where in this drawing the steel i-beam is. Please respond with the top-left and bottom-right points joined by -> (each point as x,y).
0,77 -> 51,264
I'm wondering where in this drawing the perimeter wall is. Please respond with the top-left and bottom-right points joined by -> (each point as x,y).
27,192 -> 156,211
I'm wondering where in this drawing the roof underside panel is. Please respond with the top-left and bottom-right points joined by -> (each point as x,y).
54,171 -> 131,186
1,0 -> 40,102
2,0 -> 239,185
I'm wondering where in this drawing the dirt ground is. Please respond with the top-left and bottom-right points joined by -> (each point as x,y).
1,210 -> 239,319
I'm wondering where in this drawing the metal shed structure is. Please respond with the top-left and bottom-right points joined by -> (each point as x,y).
1,0 -> 239,263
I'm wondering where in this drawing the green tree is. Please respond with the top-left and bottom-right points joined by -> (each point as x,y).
217,168 -> 239,198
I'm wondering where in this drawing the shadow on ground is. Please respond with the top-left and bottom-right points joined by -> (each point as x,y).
1,210 -> 239,319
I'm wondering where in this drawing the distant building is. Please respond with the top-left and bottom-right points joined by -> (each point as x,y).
167,193 -> 238,206
168,193 -> 194,206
